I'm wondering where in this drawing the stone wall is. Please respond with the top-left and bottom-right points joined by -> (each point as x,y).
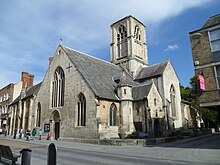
190,29 -> 220,105
162,61 -> 182,128
34,46 -> 99,139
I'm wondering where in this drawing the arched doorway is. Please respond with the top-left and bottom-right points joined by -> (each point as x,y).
50,110 -> 61,140
154,119 -> 160,138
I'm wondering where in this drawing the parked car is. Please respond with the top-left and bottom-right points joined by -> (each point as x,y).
138,132 -> 149,139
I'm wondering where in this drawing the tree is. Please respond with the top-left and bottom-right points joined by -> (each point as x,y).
181,76 -> 219,128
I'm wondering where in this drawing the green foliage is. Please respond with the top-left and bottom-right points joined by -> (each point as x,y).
180,75 -> 219,128
180,85 -> 196,102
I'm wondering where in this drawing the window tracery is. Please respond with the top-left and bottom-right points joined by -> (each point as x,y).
52,67 -> 65,107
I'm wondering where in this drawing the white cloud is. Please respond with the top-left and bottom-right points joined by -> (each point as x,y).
165,44 -> 179,51
0,0 -> 214,88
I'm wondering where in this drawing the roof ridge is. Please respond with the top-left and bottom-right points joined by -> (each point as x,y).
62,45 -> 118,68
143,60 -> 168,68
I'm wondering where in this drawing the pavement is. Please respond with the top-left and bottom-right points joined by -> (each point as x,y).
0,133 -> 217,165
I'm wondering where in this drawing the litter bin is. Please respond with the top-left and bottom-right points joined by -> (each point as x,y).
20,148 -> 32,165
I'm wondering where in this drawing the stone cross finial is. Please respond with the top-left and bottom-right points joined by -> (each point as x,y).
60,37 -> 63,45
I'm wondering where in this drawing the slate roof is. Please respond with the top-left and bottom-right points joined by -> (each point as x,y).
63,46 -> 129,100
9,82 -> 42,105
190,14 -> 220,34
9,95 -> 21,105
118,72 -> 133,87
22,82 -> 42,100
202,14 -> 220,29
135,61 -> 168,80
132,84 -> 152,101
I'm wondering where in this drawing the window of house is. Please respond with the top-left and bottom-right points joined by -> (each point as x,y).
6,92 -> 9,100
77,93 -> 86,126
215,65 -> 220,88
170,85 -> 176,117
52,67 -> 65,107
210,29 -> 220,52
3,94 -> 6,101
109,103 -> 117,126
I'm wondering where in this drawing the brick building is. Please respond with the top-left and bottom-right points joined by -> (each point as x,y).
0,72 -> 34,135
0,83 -> 14,133
189,14 -> 220,110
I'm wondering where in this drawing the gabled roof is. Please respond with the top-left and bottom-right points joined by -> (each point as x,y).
22,82 -> 42,100
135,61 -> 168,80
9,95 -> 21,105
189,14 -> 220,34
202,14 -> 220,29
62,46 -> 124,100
9,82 -> 42,106
132,84 -> 152,101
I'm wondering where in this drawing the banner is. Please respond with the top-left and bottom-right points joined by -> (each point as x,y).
199,74 -> 205,90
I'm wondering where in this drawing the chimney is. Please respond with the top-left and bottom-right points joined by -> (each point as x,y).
21,71 -> 34,89
49,57 -> 54,66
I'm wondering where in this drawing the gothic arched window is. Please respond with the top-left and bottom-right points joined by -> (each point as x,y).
52,67 -> 65,107
170,85 -> 176,117
109,103 -> 117,126
117,24 -> 128,58
134,25 -> 141,41
77,93 -> 86,126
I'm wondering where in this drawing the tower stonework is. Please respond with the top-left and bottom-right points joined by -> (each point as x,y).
110,15 -> 148,77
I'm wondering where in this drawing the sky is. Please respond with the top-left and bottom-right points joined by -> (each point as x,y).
0,0 -> 219,89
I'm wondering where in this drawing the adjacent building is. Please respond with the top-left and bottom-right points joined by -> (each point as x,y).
0,72 -> 34,135
189,14 -> 220,110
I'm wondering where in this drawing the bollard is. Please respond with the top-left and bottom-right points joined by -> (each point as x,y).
20,148 -> 32,165
47,143 -> 57,165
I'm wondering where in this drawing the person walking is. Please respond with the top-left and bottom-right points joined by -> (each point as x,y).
31,128 -> 36,140
13,129 -> 17,139
26,129 -> 31,141
38,129 -> 42,140
19,127 -> 23,139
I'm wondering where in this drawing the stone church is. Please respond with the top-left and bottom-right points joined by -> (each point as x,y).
32,16 -> 182,140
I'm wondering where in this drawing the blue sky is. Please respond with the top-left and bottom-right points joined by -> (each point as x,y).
0,0 -> 219,88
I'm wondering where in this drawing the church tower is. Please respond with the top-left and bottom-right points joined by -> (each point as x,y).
110,16 -> 148,77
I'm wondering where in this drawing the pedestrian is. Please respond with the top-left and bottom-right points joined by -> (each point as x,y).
39,128 -> 42,140
31,128 -> 36,140
19,127 -> 23,139
46,131 -> 51,140
26,129 -> 31,141
13,129 -> 17,139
